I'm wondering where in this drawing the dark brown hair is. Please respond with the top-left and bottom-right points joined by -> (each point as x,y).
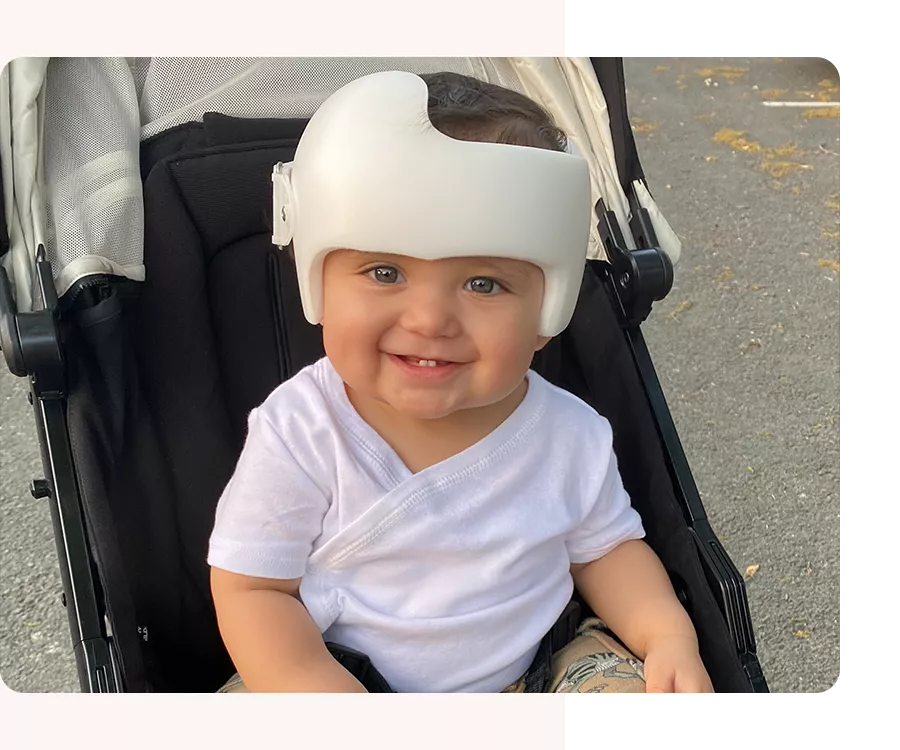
420,71 -> 567,152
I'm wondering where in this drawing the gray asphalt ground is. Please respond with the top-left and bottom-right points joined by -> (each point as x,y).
630,58 -> 839,693
0,57 -> 838,693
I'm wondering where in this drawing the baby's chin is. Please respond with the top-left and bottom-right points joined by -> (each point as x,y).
382,391 -> 515,424
382,397 -> 468,422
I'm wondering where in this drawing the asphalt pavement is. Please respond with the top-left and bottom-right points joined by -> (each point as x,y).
0,57 -> 839,693
628,57 -> 839,693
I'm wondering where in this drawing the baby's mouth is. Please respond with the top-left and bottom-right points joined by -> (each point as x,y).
397,355 -> 452,368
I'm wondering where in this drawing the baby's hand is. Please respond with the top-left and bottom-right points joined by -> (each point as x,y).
642,635 -> 713,693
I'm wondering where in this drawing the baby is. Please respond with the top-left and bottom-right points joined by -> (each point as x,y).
207,70 -> 713,693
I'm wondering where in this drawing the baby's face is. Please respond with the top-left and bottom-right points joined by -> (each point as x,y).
320,249 -> 550,421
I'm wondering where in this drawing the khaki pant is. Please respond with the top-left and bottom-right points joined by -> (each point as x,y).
219,618 -> 645,694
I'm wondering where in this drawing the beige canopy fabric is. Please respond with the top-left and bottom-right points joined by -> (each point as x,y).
1,57 -> 49,312
510,58 -> 680,264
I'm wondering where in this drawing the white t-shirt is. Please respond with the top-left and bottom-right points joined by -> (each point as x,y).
207,356 -> 644,693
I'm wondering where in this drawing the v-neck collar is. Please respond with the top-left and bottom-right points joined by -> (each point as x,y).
319,357 -> 546,487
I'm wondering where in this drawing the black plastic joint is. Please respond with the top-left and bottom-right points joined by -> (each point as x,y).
30,478 -> 52,499
618,247 -> 674,324
0,248 -> 65,394
594,199 -> 674,327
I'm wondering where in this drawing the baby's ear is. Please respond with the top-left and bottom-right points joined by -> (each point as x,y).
534,335 -> 552,352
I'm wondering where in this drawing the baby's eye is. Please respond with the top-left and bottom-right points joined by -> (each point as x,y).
367,266 -> 403,284
464,277 -> 504,295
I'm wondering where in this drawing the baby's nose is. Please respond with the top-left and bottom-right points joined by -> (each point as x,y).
397,287 -> 461,338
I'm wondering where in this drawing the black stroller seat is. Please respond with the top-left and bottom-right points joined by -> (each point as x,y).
57,113 -> 754,692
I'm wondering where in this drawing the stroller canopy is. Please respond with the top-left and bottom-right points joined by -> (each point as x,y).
1,57 -> 681,312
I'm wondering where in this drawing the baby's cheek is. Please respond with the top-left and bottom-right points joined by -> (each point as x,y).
484,334 -> 537,389
496,314 -> 542,359
324,299 -> 379,346
322,324 -> 364,379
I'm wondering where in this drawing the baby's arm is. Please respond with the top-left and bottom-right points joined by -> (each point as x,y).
571,539 -> 713,692
210,567 -> 366,692
571,539 -> 695,654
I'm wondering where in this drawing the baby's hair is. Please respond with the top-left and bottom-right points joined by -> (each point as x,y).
420,71 -> 568,153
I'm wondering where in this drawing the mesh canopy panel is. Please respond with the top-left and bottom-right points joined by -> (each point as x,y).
135,58 -> 526,139
43,58 -> 143,277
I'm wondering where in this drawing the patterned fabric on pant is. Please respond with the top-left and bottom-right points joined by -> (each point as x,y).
218,672 -> 247,693
218,618 -> 645,694
502,617 -> 646,693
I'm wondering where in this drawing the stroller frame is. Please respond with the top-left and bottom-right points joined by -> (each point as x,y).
0,58 -> 767,693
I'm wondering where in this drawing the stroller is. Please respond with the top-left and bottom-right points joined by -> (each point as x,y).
0,57 -> 768,693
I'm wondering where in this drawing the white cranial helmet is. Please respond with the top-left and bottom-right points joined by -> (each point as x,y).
271,70 -> 591,337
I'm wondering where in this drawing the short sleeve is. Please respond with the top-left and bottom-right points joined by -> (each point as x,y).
207,408 -> 330,580
565,434 -> 645,564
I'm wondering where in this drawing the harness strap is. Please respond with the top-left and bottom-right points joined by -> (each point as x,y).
326,642 -> 395,693
524,600 -> 583,692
